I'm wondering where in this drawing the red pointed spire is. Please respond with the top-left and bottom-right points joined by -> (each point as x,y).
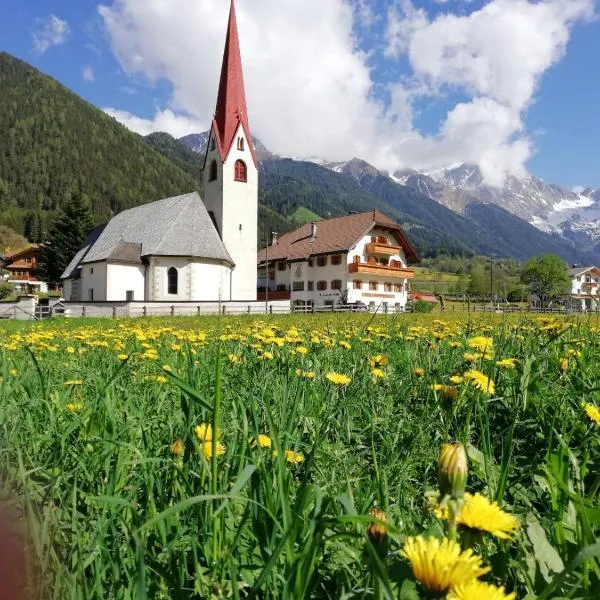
213,0 -> 256,166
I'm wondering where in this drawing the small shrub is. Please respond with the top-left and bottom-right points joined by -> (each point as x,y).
0,282 -> 14,300
413,299 -> 434,313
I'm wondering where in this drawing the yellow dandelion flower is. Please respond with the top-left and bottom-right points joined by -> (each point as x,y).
261,351 -> 274,360
9,369 -> 17,376
371,368 -> 386,379
463,352 -> 480,364
414,368 -> 425,377
449,341 -> 461,348
66,402 -> 84,412
339,341 -> 352,350
450,375 -> 464,384
431,493 -> 519,539
464,370 -> 495,396
458,493 -> 519,539
155,375 -> 168,384
201,441 -> 225,458
448,580 -> 516,600
117,354 -> 129,360
496,358 -> 517,369
250,434 -> 272,448
401,536 -> 489,593
296,346 -> 308,355
228,354 -> 239,364
195,423 -> 218,442
467,336 -> 493,353
325,372 -> 351,386
66,346 -> 76,354
284,449 -> 304,463
162,364 -> 172,372
583,402 -> 600,426
559,358 -> 569,373
370,355 -> 389,368
64,380 -> 83,386
171,439 -> 184,456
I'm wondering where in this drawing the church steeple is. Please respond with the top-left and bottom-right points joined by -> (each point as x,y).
212,0 -> 256,166
202,0 -> 258,302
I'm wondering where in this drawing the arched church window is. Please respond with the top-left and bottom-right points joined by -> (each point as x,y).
209,160 -> 218,181
237,137 -> 245,151
167,267 -> 178,295
234,159 -> 247,182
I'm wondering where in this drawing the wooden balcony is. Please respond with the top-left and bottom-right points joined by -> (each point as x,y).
349,262 -> 414,278
582,282 -> 598,290
257,290 -> 291,301
365,242 -> 400,256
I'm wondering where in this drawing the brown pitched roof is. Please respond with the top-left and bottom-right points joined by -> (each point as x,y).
258,210 -> 419,264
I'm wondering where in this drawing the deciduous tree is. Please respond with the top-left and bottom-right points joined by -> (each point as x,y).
521,254 -> 570,309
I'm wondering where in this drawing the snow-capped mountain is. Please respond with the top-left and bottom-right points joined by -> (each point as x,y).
393,163 -> 595,222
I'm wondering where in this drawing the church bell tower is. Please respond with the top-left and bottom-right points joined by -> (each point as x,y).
202,0 -> 258,301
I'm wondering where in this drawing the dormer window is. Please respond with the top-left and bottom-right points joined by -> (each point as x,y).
209,160 -> 218,181
234,159 -> 247,182
237,137 -> 245,151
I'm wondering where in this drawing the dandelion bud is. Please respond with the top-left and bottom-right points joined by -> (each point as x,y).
171,439 -> 184,456
559,358 -> 569,373
439,443 -> 468,500
367,507 -> 389,558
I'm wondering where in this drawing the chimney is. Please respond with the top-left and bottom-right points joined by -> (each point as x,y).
310,222 -> 317,239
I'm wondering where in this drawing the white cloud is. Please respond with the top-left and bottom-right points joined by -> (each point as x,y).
33,15 -> 71,54
104,107 -> 203,138
98,0 -> 594,184
83,65 -> 95,82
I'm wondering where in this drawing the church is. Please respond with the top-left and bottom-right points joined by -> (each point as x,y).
62,0 -> 258,303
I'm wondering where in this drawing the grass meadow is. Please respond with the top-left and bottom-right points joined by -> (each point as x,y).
0,312 -> 598,599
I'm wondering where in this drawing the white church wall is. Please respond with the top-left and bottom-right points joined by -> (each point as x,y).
80,262 -> 107,301
106,263 -> 146,301
148,257 -> 232,301
203,124 -> 258,302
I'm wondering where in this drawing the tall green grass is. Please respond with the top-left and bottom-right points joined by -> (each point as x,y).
0,313 -> 597,598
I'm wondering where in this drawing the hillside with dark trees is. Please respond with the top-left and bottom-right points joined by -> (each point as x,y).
0,52 -> 199,240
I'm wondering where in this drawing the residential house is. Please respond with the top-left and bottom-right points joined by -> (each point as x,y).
568,265 -> 600,311
257,210 -> 418,311
2,245 -> 48,293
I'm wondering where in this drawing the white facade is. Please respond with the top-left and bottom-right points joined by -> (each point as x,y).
262,228 -> 413,310
203,124 -> 258,301
64,257 -> 233,303
570,267 -> 600,311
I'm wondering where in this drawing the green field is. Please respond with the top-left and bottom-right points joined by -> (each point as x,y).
0,313 -> 598,598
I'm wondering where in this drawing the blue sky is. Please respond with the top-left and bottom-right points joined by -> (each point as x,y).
1,0 -> 599,188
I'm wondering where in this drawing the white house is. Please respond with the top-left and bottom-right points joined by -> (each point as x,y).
568,266 -> 600,311
61,0 -> 258,303
257,210 -> 418,311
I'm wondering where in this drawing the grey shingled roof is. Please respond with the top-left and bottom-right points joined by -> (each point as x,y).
61,225 -> 106,279
568,266 -> 597,277
62,192 -> 233,279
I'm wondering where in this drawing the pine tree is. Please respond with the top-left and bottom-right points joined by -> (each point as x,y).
38,190 -> 94,284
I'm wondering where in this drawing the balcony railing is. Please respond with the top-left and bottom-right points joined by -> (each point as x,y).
349,262 -> 414,278
365,242 -> 400,256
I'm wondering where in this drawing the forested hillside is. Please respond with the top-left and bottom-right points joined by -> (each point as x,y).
0,52 -> 198,239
